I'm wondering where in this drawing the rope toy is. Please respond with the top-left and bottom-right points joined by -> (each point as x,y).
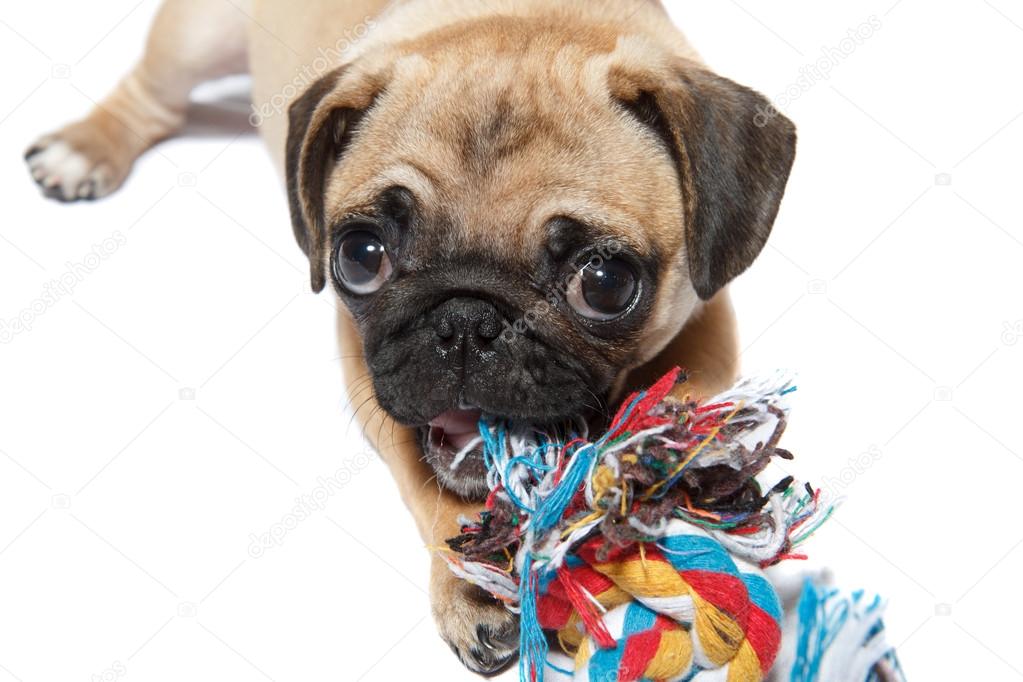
780,579 -> 906,682
536,520 -> 784,681
442,368 -> 833,681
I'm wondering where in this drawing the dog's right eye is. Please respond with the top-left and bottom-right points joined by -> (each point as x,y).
333,230 -> 392,294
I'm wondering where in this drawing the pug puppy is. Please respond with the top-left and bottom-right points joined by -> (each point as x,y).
24,0 -> 795,674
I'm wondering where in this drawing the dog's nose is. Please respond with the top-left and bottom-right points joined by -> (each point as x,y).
432,297 -> 502,346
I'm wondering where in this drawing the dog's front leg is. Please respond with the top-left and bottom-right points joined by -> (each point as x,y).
24,0 -> 248,201
338,315 -> 519,676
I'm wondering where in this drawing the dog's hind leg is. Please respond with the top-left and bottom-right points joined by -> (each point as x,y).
24,0 -> 248,201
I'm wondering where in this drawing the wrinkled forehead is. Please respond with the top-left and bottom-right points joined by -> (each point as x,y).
326,34 -> 685,266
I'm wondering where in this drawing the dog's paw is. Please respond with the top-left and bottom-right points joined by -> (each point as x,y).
24,125 -> 128,202
433,575 -> 519,676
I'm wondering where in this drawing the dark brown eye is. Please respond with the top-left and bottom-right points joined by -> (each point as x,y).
567,257 -> 638,320
333,230 -> 392,294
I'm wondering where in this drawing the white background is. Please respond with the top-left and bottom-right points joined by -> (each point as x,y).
1,1 -> 1021,680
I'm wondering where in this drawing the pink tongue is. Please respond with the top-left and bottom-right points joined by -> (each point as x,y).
429,408 -> 483,450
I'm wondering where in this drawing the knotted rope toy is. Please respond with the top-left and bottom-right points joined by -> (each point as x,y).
780,579 -> 906,682
442,368 -> 834,681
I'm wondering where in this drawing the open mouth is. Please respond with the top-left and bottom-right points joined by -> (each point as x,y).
419,403 -> 607,500
420,407 -> 490,499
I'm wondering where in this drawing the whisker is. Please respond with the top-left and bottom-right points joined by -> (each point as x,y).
345,390 -> 379,434
339,375 -> 375,413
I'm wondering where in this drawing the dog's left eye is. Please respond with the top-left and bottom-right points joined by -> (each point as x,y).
333,230 -> 393,294
567,257 -> 638,320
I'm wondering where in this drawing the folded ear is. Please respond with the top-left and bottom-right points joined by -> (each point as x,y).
610,59 -> 797,300
285,65 -> 381,292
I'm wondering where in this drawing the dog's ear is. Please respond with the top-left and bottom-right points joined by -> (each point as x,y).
610,59 -> 796,300
286,66 -> 381,292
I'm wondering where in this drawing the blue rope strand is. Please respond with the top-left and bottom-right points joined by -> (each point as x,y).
518,554 -> 547,682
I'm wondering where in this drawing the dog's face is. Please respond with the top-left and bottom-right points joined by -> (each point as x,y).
286,18 -> 796,497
